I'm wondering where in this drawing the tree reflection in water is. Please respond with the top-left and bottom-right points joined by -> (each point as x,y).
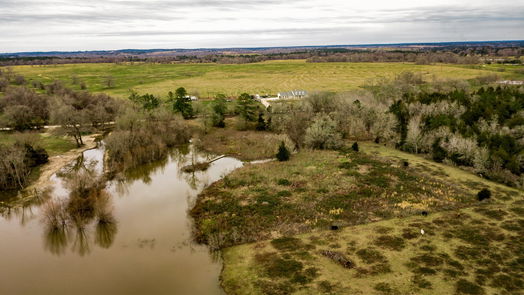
42,161 -> 117,256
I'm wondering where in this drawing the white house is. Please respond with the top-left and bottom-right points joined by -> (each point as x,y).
277,90 -> 308,99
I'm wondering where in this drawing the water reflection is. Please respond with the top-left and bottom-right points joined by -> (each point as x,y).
0,142 -> 242,295
43,160 -> 117,256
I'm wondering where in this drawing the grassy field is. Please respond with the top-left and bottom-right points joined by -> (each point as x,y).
194,117 -> 293,161
218,143 -> 523,295
0,132 -> 77,156
11,61 -> 524,98
190,142 -> 518,250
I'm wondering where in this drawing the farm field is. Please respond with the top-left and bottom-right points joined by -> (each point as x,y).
11,60 -> 524,98
217,143 -> 524,295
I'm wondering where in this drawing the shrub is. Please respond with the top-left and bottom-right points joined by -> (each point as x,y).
456,279 -> 485,295
304,114 -> 343,150
431,138 -> 447,163
477,188 -> 491,201
277,178 -> 290,186
352,142 -> 359,152
276,141 -> 290,161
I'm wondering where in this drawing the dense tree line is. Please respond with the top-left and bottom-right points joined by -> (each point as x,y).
1,44 -> 522,66
264,72 -> 524,187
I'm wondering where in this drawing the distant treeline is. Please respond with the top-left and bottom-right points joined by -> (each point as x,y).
1,45 -> 523,66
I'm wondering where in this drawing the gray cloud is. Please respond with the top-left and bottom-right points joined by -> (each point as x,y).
0,0 -> 523,52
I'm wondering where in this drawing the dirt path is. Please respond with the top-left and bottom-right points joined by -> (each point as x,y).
24,134 -> 99,196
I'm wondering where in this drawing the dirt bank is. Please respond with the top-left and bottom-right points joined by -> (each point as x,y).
22,134 -> 99,198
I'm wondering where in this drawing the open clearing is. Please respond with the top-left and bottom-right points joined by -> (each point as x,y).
217,143 -> 523,295
11,61 -> 524,98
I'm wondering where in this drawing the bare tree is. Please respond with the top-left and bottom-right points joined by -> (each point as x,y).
50,96 -> 90,147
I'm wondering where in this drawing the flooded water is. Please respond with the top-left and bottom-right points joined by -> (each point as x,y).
0,144 -> 243,295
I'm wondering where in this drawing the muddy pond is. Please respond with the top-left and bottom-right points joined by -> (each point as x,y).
0,143 -> 243,295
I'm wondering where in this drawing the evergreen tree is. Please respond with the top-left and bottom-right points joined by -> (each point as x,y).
235,93 -> 258,128
276,141 -> 290,161
256,112 -> 266,131
352,142 -> 359,152
171,87 -> 193,119
212,94 -> 227,127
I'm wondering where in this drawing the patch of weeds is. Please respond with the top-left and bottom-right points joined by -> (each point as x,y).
255,279 -> 295,295
316,187 -> 329,193
500,219 -> 524,231
304,267 -> 320,279
309,235 -> 327,246
337,160 -> 355,169
346,240 -> 357,252
276,178 -> 290,186
374,282 -> 399,295
370,262 -> 392,275
454,246 -> 482,261
509,206 -> 524,216
271,237 -> 304,252
375,226 -> 393,234
451,225 -> 504,245
412,275 -> 432,289
355,247 -> 387,264
254,252 -> 303,278
410,253 -> 444,267
276,190 -> 292,197
413,267 -> 437,275
373,235 -> 406,251
473,208 -> 507,221
455,279 -> 485,295
223,176 -> 247,188
447,259 -> 465,270
317,280 -> 335,294
490,273 -> 524,292
443,268 -> 464,279
291,273 -> 311,285
265,257 -> 303,278
402,228 -> 419,239
474,275 -> 487,286
420,244 -> 436,252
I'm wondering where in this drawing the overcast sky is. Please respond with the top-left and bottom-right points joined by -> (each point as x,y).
1,0 -> 523,53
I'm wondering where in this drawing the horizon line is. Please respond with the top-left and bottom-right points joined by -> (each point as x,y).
2,39 -> 524,56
